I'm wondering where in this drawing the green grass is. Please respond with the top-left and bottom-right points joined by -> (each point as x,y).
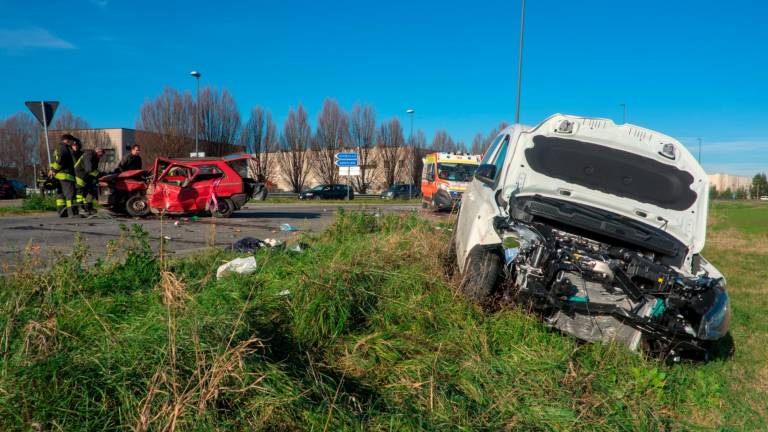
0,194 -> 57,215
0,206 -> 766,430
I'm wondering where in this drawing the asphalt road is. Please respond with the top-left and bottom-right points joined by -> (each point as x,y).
0,202 -> 419,269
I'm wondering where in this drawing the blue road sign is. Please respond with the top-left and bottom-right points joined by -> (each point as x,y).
335,152 -> 358,160
335,159 -> 358,167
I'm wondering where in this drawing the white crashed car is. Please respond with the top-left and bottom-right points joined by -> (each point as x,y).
452,114 -> 730,360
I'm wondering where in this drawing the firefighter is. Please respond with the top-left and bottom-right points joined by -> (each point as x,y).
115,144 -> 142,172
75,146 -> 104,215
71,139 -> 86,214
49,134 -> 78,217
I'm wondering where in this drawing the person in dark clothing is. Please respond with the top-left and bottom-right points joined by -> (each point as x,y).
115,144 -> 142,172
49,134 -> 78,217
74,145 -> 104,215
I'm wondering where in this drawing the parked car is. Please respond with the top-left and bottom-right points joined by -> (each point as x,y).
298,184 -> 354,200
451,114 -> 730,360
0,177 -> 28,199
381,183 -> 421,199
99,154 -> 267,217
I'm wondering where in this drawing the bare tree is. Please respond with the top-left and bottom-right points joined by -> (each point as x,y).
277,105 -> 312,192
470,132 -> 485,154
240,106 -> 278,182
431,129 -> 457,152
136,87 -> 195,157
377,118 -> 405,187
52,108 -> 89,130
408,129 -> 427,184
0,112 -> 39,184
198,87 -> 241,155
311,99 -> 349,185
349,103 -> 377,193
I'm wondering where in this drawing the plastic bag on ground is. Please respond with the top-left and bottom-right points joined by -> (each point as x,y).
280,223 -> 299,232
216,256 -> 257,279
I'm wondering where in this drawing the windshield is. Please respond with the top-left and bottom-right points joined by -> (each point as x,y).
310,185 -> 326,191
437,163 -> 478,182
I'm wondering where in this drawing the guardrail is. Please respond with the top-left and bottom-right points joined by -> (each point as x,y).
269,192 -> 382,199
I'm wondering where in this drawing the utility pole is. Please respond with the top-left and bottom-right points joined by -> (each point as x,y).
190,70 -> 201,156
407,108 -> 415,199
515,0 -> 526,124
620,103 -> 627,124
697,138 -> 702,163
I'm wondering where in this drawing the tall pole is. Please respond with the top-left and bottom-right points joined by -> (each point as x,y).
190,71 -> 201,156
697,138 -> 702,163
41,101 -> 51,165
407,108 -> 415,199
620,103 -> 627,124
514,0 -> 526,124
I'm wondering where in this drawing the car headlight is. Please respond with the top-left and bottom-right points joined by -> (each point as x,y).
697,288 -> 730,340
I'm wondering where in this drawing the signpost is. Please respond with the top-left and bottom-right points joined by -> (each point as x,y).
335,152 -> 359,200
25,101 -> 59,166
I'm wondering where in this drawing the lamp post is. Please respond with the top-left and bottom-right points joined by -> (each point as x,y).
515,0 -> 526,124
406,108 -> 415,199
697,138 -> 702,163
620,103 -> 627,124
190,70 -> 201,156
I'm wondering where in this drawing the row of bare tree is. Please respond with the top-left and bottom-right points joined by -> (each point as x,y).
0,108 -> 114,184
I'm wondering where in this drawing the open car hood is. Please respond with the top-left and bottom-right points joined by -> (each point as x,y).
503,114 -> 709,256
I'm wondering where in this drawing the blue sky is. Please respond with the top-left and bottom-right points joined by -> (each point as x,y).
1,0 -> 767,175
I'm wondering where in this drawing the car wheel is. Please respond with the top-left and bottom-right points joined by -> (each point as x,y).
125,194 -> 150,217
459,246 -> 501,306
313,195 -> 321,200
213,198 -> 235,218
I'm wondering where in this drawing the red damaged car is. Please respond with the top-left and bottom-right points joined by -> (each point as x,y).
99,154 -> 267,218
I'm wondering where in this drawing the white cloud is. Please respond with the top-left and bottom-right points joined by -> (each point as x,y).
0,27 -> 76,50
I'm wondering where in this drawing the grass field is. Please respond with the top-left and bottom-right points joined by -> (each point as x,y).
0,202 -> 766,430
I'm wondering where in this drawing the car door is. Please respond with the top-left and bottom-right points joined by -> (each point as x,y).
149,163 -> 200,212
456,132 -> 512,270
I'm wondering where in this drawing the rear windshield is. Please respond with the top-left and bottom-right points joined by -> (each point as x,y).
525,136 -> 698,211
437,163 -> 478,182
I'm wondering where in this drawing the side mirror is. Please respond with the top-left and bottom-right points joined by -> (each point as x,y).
474,164 -> 497,185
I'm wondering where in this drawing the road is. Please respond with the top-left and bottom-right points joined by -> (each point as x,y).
0,202 -> 419,269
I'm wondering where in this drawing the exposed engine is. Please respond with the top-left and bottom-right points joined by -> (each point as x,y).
495,197 -> 730,361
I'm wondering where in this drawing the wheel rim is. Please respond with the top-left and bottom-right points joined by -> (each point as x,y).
130,198 -> 146,213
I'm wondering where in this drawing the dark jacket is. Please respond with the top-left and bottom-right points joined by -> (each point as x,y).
51,143 -> 76,182
116,153 -> 142,172
75,149 -> 101,185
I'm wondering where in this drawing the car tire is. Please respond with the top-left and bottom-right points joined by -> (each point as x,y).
459,246 -> 501,306
125,194 -> 150,217
313,195 -> 321,200
213,198 -> 235,218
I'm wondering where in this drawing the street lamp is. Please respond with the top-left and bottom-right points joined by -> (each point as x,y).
406,108 -> 415,199
697,138 -> 702,163
190,70 -> 201,156
515,0 -> 526,124
620,103 -> 627,124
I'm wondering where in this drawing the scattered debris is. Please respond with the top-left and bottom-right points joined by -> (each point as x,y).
232,237 -> 268,253
277,289 -> 291,296
289,242 -> 309,253
216,256 -> 257,279
280,223 -> 299,232
163,235 -> 172,240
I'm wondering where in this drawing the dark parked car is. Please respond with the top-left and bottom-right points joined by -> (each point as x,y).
0,177 -> 27,199
298,184 -> 354,200
381,183 -> 421,199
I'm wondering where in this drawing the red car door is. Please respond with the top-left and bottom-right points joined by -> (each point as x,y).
149,163 -> 200,213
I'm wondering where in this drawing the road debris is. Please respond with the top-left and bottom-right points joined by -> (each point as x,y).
216,256 -> 257,279
280,223 -> 299,232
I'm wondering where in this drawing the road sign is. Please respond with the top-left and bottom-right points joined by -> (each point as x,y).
25,101 -> 59,128
335,152 -> 358,160
25,101 -> 60,165
339,166 -> 361,176
335,159 -> 358,167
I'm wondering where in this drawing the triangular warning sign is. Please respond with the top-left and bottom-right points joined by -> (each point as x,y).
25,101 -> 59,128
